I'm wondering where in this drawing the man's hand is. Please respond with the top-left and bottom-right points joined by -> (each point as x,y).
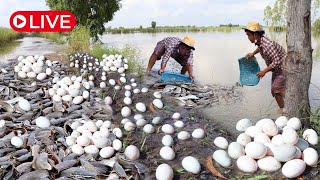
257,71 -> 266,78
189,75 -> 194,80
246,53 -> 255,58
158,69 -> 164,75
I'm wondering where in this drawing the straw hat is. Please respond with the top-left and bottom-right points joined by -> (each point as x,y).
243,22 -> 264,32
180,36 -> 195,50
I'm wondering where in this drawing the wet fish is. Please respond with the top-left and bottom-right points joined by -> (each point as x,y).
17,170 -> 49,180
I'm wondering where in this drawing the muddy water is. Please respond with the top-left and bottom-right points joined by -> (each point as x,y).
100,31 -> 320,136
0,37 -> 65,64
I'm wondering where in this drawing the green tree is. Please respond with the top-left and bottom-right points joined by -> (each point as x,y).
151,21 -> 156,29
228,23 -> 232,27
264,5 -> 272,26
46,0 -> 122,40
313,18 -> 320,30
139,25 -> 143,29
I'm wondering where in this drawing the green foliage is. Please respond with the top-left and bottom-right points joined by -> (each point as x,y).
0,27 -> 24,46
139,25 -> 143,29
46,0 -> 122,40
264,0 -> 320,29
68,26 -> 91,53
313,18 -> 320,31
151,21 -> 156,29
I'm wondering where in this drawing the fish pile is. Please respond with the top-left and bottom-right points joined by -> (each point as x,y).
211,116 -> 319,179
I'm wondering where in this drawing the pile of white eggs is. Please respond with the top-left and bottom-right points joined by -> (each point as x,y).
154,112 -> 205,179
14,55 -> 53,80
48,75 -> 92,105
212,116 -> 319,178
65,119 -> 140,160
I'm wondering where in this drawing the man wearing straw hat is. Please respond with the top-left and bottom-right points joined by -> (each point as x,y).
146,36 -> 195,80
244,22 -> 287,114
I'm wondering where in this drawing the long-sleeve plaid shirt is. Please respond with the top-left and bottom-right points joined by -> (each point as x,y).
258,36 -> 286,70
159,37 -> 194,66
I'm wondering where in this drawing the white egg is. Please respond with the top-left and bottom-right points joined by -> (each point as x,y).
143,124 -> 155,134
134,114 -> 144,120
160,146 -> 175,160
271,134 -> 285,145
77,136 -> 90,146
84,145 -> 99,154
161,124 -> 174,134
192,128 -> 205,139
118,67 -> 125,74
52,94 -> 62,102
257,156 -> 281,172
124,91 -> 131,97
174,121 -> 184,128
136,119 -> 147,127
287,117 -> 301,130
124,85 -> 132,90
36,73 -> 47,81
104,96 -> 113,105
153,91 -> 162,99
85,121 -> 97,132
62,95 -> 72,102
302,148 -> 318,166
27,72 -> 36,78
214,137 -> 229,149
162,135 -> 174,146
66,136 -> 76,146
92,137 -> 110,148
35,116 -> 51,128
112,128 -> 123,138
113,139 -> 122,151
282,159 -> 306,178
18,99 -> 31,111
141,87 -> 149,93
227,142 -> 245,159
254,133 -> 271,144
237,133 -> 251,146
18,71 -> 27,78
123,97 -> 132,105
135,102 -> 146,112
71,131 -> 81,138
68,88 -> 79,97
245,126 -> 263,138
156,164 -> 174,180
109,79 -> 116,86
121,106 -> 131,117
282,128 -> 299,145
172,112 -> 181,120
262,121 -> 278,136
102,121 -> 112,128
124,145 -> 140,160
275,116 -> 288,127
73,96 -> 84,105
303,129 -> 318,145
124,122 -> 136,132
82,90 -> 90,99
256,118 -> 274,128
213,150 -> 232,167
71,144 -> 84,155
177,131 -> 190,140
133,88 -> 140,94
272,144 -> 297,162
100,147 -> 115,159
153,99 -> 164,109
11,136 -> 23,148
245,142 -> 267,159
119,77 -> 126,83
121,118 -> 131,125
56,88 -> 67,96
236,155 -> 258,173
236,118 -> 252,132
181,156 -> 201,174
131,83 -> 137,87
152,116 -> 161,125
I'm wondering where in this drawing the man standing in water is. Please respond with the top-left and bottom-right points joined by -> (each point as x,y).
244,22 -> 287,114
146,36 -> 195,80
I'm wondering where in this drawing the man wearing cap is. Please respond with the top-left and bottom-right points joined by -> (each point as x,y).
146,36 -> 195,79
244,22 -> 287,114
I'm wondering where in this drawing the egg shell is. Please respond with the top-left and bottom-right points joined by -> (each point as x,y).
192,128 -> 205,139
287,117 -> 301,130
177,131 -> 190,140
245,126 -> 263,138
302,148 -> 318,166
162,135 -> 174,146
156,164 -> 174,180
84,145 -> 99,154
213,150 -> 232,167
236,133 -> 251,146
152,116 -> 161,125
71,144 -> 84,155
227,142 -> 245,159
18,99 -> 31,111
11,136 -> 23,148
161,124 -> 174,134
245,142 -> 267,159
181,156 -> 201,174
124,145 -> 140,160
236,118 -> 252,132
100,147 -> 115,159
282,159 -> 306,178
275,116 -> 288,127
112,139 -> 122,151
236,156 -> 258,173
35,116 -> 51,128
135,102 -> 146,112
143,124 -> 155,134
257,156 -> 281,172
214,137 -> 228,149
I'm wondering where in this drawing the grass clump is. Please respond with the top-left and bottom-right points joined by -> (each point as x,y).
67,26 -> 90,53
0,27 -> 24,46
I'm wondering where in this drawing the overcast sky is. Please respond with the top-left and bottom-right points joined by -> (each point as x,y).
0,0 -> 275,28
